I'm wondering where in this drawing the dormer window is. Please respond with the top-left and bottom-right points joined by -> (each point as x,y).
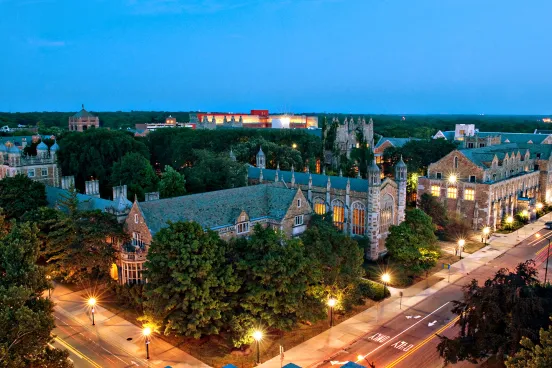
237,222 -> 249,234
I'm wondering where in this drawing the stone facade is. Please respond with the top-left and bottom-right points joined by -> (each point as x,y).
68,105 -> 99,132
248,149 -> 407,260
417,143 -> 552,230
118,184 -> 312,284
0,140 -> 60,187
330,117 -> 374,160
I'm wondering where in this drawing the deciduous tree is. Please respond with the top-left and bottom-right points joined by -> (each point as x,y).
158,166 -> 186,198
506,321 -> 552,368
185,150 -> 247,193
143,221 -> 239,338
437,261 -> 552,364
110,152 -> 158,201
0,174 -> 47,220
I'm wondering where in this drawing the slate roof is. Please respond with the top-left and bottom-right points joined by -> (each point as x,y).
459,143 -> 552,168
138,184 -> 299,235
435,131 -> 550,144
45,186 -> 118,212
0,135 -> 51,147
375,137 -> 420,149
534,129 -> 552,135
72,107 -> 97,119
248,166 -> 370,192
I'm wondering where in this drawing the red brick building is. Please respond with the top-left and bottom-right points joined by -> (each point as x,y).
417,143 -> 552,230
68,105 -> 99,132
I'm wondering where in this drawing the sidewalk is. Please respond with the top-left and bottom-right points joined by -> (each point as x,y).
259,213 -> 552,368
51,282 -> 209,368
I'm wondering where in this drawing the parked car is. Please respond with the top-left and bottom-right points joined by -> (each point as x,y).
545,221 -> 552,230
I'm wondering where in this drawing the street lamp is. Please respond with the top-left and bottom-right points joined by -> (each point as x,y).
143,327 -> 151,360
381,273 -> 391,296
292,143 -> 297,149
252,330 -> 263,365
46,275 -> 51,298
482,226 -> 491,246
88,298 -> 96,326
537,202 -> 544,210
457,239 -> 465,259
327,298 -> 337,327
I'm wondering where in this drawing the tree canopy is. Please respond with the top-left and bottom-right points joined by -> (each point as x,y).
185,150 -> 247,193
56,129 -> 150,198
0,174 -> 47,220
385,209 -> 440,277
438,261 -> 552,364
110,152 -> 158,201
143,221 -> 239,338
158,166 -> 186,199
506,320 -> 552,368
0,215 -> 72,368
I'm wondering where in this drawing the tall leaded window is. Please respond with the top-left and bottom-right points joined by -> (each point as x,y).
447,187 -> 457,199
380,195 -> 394,234
313,197 -> 326,215
431,185 -> 440,197
351,202 -> 366,235
332,199 -> 345,230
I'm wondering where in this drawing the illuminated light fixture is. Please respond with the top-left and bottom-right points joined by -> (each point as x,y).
327,298 -> 337,308
448,174 -> 457,184
506,216 -> 514,224
537,202 -> 544,210
381,273 -> 391,283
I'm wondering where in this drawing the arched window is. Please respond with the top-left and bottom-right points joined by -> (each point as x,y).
313,197 -> 326,215
454,156 -> 459,169
332,199 -> 345,230
351,202 -> 366,235
380,195 -> 394,234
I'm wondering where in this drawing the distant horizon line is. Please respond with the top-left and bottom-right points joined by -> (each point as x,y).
0,110 -> 550,117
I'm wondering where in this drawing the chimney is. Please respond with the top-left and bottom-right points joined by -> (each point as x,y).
61,176 -> 75,190
145,192 -> 160,202
85,180 -> 100,198
112,185 -> 128,201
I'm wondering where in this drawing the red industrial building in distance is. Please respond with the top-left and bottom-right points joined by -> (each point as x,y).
190,110 -> 318,129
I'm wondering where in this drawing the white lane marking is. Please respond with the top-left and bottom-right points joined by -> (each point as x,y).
358,301 -> 450,360
406,315 -> 421,319
391,341 -> 414,352
413,315 -> 421,319
428,320 -> 437,327
367,333 -> 391,343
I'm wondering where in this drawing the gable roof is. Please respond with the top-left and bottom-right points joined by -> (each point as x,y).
248,166 -> 371,192
45,186 -> 118,212
138,184 -> 300,235
433,131 -> 455,140
459,143 -> 552,168
72,107 -> 97,119
375,137 -> 420,149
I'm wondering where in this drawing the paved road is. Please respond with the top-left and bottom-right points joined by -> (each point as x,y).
52,305 -> 150,368
317,228 -> 552,368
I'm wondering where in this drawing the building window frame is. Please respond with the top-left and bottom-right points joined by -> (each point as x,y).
464,188 -> 475,201
436,172 -> 442,179
41,168 -> 48,176
332,199 -> 345,230
297,199 -> 301,208
134,214 -> 139,224
431,185 -> 440,197
294,215 -> 304,226
27,168 -> 35,178
447,187 -> 457,199
236,222 -> 250,234
351,202 -> 366,235
313,197 -> 326,215
469,175 -> 476,183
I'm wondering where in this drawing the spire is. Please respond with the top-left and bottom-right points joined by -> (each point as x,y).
357,169 -> 361,178
346,177 -> 350,193
396,155 -> 407,168
82,104 -> 84,110
259,167 -> 263,183
309,173 -> 312,188
322,166 -> 326,175
277,162 -> 280,171
339,169 -> 343,177
229,148 -> 236,162
326,175 -> 331,190
291,164 -> 294,174
306,165 -> 310,174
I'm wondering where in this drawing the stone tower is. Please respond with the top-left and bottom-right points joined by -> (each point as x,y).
395,155 -> 407,223
256,146 -> 266,169
366,158 -> 381,260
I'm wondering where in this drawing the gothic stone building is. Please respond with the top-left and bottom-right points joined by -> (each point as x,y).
0,139 -> 60,187
68,105 -> 100,132
121,184 -> 311,284
248,148 -> 407,260
417,143 -> 552,230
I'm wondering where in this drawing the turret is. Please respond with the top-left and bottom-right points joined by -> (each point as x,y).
395,155 -> 407,182
37,141 -> 48,158
256,146 -> 266,168
229,149 -> 236,162
367,158 -> 381,186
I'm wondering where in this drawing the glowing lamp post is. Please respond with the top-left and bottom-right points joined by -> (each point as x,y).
482,226 -> 491,245
327,298 -> 337,327
88,298 -> 97,326
457,239 -> 465,259
381,273 -> 391,296
252,330 -> 263,365
143,327 -> 151,360
537,202 -> 544,210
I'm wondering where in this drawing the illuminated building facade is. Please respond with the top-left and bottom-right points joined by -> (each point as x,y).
190,110 -> 318,129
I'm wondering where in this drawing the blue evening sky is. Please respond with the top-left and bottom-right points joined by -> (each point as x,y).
0,0 -> 550,114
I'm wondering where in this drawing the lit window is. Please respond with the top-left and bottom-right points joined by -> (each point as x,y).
297,199 -> 301,208
132,232 -> 143,247
134,214 -> 138,224
464,188 -> 474,200
332,200 -> 345,230
27,169 -> 35,178
351,202 -> 366,235
294,215 -> 304,226
237,222 -> 249,234
314,198 -> 326,215
41,168 -> 48,176
447,187 -> 457,199
431,185 -> 440,197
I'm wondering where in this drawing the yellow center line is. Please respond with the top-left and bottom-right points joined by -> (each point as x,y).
54,335 -> 103,368
536,242 -> 551,256
385,316 -> 460,368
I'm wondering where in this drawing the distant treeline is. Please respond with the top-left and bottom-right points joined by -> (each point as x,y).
0,111 -> 550,138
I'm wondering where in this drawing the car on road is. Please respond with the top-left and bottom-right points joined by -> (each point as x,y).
545,221 -> 552,230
